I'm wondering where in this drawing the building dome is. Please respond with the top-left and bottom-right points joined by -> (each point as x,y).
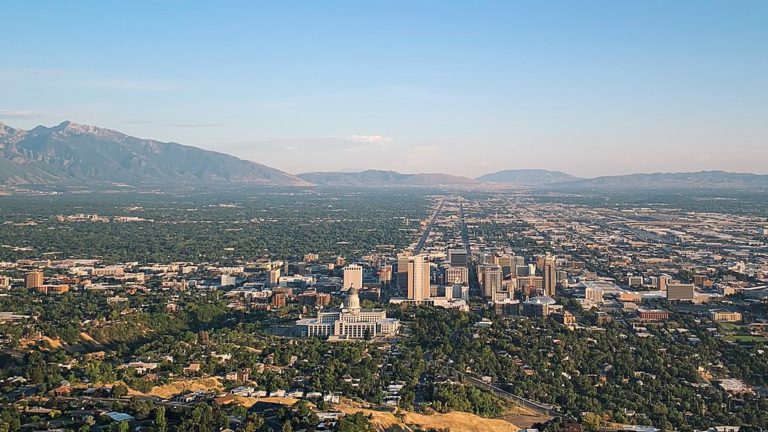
345,286 -> 361,311
524,296 -> 556,306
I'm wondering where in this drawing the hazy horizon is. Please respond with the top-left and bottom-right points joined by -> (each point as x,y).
2,1 -> 767,177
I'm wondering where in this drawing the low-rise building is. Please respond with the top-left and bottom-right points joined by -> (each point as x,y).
522,296 -> 555,317
709,310 -> 742,323
667,284 -> 695,301
637,308 -> 669,321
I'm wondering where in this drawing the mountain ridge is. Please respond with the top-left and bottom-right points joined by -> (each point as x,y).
545,170 -> 768,190
476,169 -> 581,185
0,121 -> 311,187
298,170 -> 479,186
3,121 -> 767,190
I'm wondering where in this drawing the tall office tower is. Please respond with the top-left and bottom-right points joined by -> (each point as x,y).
483,253 -> 499,265
446,266 -> 469,285
268,268 -> 281,287
657,275 -> 670,291
343,264 -> 363,291
502,278 -> 518,295
447,249 -> 468,267
445,283 -> 454,299
515,265 -> 530,277
379,264 -> 393,284
498,255 -> 513,268
407,255 -> 431,300
498,254 -> 513,277
492,289 -> 514,302
476,264 -> 485,285
449,284 -> 470,300
397,252 -> 412,289
25,271 -> 43,289
519,276 -> 544,297
542,254 -> 557,297
483,265 -> 502,298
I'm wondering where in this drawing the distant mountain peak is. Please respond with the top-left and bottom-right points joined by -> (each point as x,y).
0,122 -> 16,135
36,120 -> 119,138
477,169 -> 581,185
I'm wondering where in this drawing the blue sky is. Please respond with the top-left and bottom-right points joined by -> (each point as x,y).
1,1 -> 766,176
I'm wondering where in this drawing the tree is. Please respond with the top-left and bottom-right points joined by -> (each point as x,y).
282,422 -> 293,432
337,412 -> 375,432
110,422 -> 129,432
243,413 -> 266,432
197,330 -> 210,345
111,383 -> 128,398
154,406 -> 167,432
178,403 -> 229,432
582,412 -> 602,432
0,406 -> 21,432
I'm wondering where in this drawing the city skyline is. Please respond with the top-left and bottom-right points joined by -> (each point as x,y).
2,1 -> 767,177
2,2 -> 767,430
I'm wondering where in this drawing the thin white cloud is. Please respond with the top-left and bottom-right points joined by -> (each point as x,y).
15,67 -> 67,75
164,123 -> 223,128
347,134 -> 390,144
0,109 -> 45,119
76,79 -> 177,92
3,67 -> 179,93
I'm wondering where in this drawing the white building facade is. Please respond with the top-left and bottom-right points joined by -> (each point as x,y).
296,287 -> 400,339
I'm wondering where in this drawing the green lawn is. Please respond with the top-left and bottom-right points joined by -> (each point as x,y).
725,335 -> 768,343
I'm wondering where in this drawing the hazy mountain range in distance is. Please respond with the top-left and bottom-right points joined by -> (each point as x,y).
475,169 -> 581,185
1,121 -> 767,190
297,170 -> 480,186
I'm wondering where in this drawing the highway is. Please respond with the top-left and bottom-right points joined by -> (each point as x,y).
458,372 -> 560,417
458,201 -> 471,255
413,198 -> 445,254
457,199 -> 484,294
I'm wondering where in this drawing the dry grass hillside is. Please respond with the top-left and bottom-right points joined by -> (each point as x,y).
139,379 -> 528,431
336,400 -> 520,432
19,336 -> 64,351
148,377 -> 224,399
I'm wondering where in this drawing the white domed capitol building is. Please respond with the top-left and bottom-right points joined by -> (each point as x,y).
295,286 -> 400,340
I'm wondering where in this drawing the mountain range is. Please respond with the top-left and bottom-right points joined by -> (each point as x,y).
2,121 -> 767,190
0,121 -> 310,187
297,169 -> 768,189
547,171 -> 768,190
297,170 -> 478,186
